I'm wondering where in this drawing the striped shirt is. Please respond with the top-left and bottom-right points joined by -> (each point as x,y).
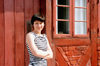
26,32 -> 48,63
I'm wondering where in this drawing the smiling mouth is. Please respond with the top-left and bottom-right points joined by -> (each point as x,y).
37,27 -> 41,29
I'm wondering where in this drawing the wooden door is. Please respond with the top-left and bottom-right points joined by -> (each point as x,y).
46,0 -> 98,66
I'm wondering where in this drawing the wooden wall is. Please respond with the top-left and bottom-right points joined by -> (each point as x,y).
0,0 -> 100,66
0,0 -> 42,66
2,0 -> 25,66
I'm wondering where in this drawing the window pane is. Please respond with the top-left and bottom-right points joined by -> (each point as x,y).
57,7 -> 69,19
75,0 -> 87,7
75,22 -> 87,35
57,21 -> 69,34
57,0 -> 70,5
75,8 -> 86,21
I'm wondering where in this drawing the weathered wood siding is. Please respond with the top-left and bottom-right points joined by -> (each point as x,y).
0,0 -> 100,66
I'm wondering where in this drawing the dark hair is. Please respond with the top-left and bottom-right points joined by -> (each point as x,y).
31,14 -> 45,25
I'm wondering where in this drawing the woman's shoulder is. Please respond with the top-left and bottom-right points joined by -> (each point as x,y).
26,32 -> 32,36
26,32 -> 35,38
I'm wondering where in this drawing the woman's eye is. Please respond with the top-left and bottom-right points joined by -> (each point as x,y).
35,23 -> 38,24
40,23 -> 42,24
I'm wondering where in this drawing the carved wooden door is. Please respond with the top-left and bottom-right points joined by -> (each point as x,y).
46,0 -> 98,66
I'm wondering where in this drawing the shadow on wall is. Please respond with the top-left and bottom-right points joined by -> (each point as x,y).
26,21 -> 32,33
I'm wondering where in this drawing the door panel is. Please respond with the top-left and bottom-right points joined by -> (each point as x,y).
55,47 -> 69,66
55,45 -> 91,66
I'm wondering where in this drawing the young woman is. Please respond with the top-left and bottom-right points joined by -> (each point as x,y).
26,14 -> 53,66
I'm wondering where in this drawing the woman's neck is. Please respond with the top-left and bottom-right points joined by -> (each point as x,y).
32,30 -> 41,35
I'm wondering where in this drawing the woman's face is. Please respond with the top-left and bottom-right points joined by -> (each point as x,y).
33,20 -> 44,32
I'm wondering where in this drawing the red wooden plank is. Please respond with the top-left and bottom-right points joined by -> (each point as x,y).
40,0 -> 46,16
24,0 -> 34,66
87,0 -> 90,38
53,0 -> 57,38
46,0 -> 55,66
98,0 -> 100,37
79,46 -> 91,66
15,0 -> 24,66
25,0 -> 34,20
98,39 -> 100,46
0,0 -> 5,66
4,0 -> 15,66
57,47 -> 71,65
33,0 -> 40,14
53,39 -> 90,46
55,47 -> 69,66
90,0 -> 98,66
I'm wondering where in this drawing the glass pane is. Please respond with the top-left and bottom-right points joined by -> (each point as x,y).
57,0 -> 70,5
75,0 -> 87,7
75,8 -> 86,21
57,7 -> 69,19
57,21 -> 69,34
75,22 -> 87,35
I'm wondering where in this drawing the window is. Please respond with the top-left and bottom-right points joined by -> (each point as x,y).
53,0 -> 89,38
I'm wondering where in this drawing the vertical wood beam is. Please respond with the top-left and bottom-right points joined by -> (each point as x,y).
46,0 -> 55,66
90,0 -> 98,66
98,0 -> 100,37
40,0 -> 46,16
33,0 -> 40,14
4,0 -> 15,66
24,0 -> 34,66
15,0 -> 24,66
0,0 -> 5,66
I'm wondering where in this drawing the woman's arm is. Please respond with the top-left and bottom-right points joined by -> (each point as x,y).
44,37 -> 53,59
26,33 -> 50,58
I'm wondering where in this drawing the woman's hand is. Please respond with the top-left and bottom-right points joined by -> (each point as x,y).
44,50 -> 53,59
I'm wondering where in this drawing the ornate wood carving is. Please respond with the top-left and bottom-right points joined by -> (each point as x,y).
56,46 -> 91,66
